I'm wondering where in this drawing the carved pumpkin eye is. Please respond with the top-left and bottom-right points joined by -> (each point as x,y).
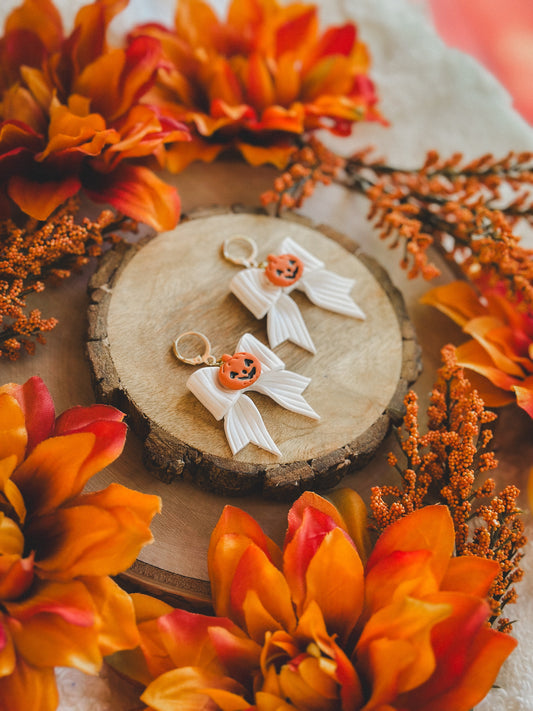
218,352 -> 262,390
265,253 -> 304,287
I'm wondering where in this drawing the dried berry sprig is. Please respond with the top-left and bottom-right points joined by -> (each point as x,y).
261,136 -> 344,215
261,140 -> 533,307
370,345 -> 526,632
0,200 -> 135,359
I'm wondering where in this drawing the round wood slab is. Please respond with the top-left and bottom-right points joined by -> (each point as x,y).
87,207 -> 421,499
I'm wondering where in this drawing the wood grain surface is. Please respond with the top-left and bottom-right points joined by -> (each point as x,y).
87,208 -> 421,499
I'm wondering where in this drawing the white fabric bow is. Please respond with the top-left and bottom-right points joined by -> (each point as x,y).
186,333 -> 319,456
230,236 -> 365,353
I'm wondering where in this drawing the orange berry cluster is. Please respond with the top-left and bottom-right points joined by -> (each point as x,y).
261,136 -> 345,215
347,148 -> 533,305
0,200 -> 134,359
370,345 -> 525,632
264,140 -> 533,306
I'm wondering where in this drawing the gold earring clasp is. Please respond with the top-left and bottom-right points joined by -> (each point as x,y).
173,331 -> 218,366
221,234 -> 258,268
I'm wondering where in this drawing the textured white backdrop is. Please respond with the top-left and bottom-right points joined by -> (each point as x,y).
0,1 -> 532,709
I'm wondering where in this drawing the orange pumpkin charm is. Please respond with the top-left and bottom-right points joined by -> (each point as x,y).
218,352 -> 262,390
264,253 -> 304,287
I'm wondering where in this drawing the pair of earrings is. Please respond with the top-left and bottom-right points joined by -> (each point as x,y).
174,236 -> 365,456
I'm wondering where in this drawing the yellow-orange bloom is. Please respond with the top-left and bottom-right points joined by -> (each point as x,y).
0,0 -> 190,230
422,279 -> 533,418
0,376 -> 161,711
111,489 -> 515,711
130,0 -> 383,171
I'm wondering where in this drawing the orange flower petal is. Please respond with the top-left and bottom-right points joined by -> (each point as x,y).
84,163 -> 181,231
366,505 -> 455,586
0,85 -> 47,132
464,316 -> 525,377
326,487 -> 371,564
231,544 -> 296,639
208,505 -> 282,616
313,24 -> 357,60
283,505 -> 341,610
364,549 -> 436,618
70,0 -> 128,72
81,575 -> 139,656
304,527 -> 364,643
0,551 -> 34,601
399,591 -> 517,711
0,119 -> 42,155
0,614 -> 16,677
175,0 -> 221,47
0,392 -> 27,464
273,54 -> 302,106
0,659 -> 58,711
7,173 -> 81,221
209,624 -> 261,679
441,556 -> 499,598
285,491 -> 347,546
165,136 -> 223,172
295,600 -> 364,709
357,596 -> 451,703
455,339 -> 522,391
0,376 -> 54,453
11,432 -> 96,516
73,49 -> 124,118
54,402 -> 124,434
237,140 -> 294,169
276,7 -> 317,58
455,367 -> 516,407
36,97 -> 117,160
109,105 -> 190,160
157,607 -> 249,673
201,687 -> 252,710
0,511 -> 25,556
32,496 -> 157,579
513,377 -> 533,417
112,36 -> 163,121
207,58 -> 244,106
141,666 -> 244,711
55,419 -> 127,482
5,0 -> 63,53
6,580 -> 101,674
106,594 -> 174,686
421,281 -> 487,327
246,53 -> 275,111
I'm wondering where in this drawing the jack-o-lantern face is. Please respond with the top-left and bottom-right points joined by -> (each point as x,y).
218,351 -> 262,390
265,253 -> 304,287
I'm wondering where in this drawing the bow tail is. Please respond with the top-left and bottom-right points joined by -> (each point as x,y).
301,269 -> 366,319
267,293 -> 316,353
224,395 -> 281,456
254,371 -> 320,420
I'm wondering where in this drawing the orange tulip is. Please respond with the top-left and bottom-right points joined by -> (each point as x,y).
111,489 -> 515,711
0,376 -> 161,711
0,0 -> 190,230
422,279 -> 533,418
130,0 -> 383,171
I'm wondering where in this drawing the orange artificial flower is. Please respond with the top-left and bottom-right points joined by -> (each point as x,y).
422,279 -> 533,418
0,0 -> 190,230
110,489 -> 515,711
130,0 -> 383,171
0,376 -> 161,711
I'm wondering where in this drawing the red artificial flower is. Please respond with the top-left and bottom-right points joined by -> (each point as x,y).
0,0 -> 190,230
110,489 -> 515,711
422,279 -> 533,418
130,0 -> 384,171
0,376 -> 161,710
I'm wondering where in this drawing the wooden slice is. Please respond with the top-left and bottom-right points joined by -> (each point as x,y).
87,207 -> 421,499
